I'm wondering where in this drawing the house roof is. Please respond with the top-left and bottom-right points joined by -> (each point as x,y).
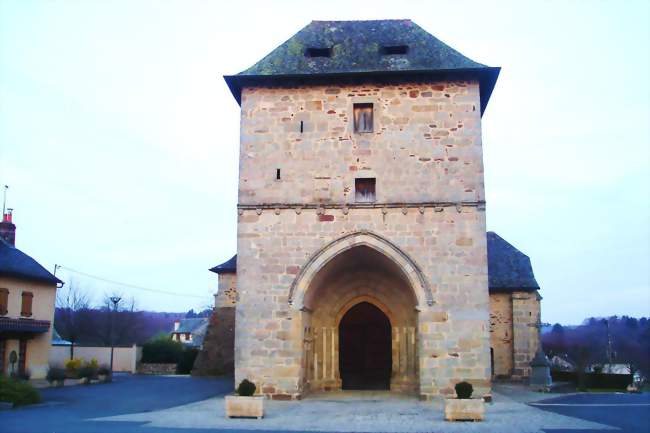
487,231 -> 540,292
51,328 -> 72,346
209,255 -> 237,274
212,232 -> 540,293
173,318 -> 209,334
223,20 -> 500,114
0,238 -> 62,285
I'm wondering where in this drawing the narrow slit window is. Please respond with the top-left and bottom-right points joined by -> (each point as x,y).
353,103 -> 373,133
276,168 -> 281,180
305,47 -> 331,58
355,178 -> 376,203
380,45 -> 409,55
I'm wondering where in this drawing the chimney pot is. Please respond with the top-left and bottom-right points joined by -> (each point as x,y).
0,209 -> 16,246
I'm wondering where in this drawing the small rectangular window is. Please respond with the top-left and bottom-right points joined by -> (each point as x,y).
355,178 -> 376,203
21,291 -> 33,317
305,47 -> 331,58
0,288 -> 7,315
380,45 -> 409,55
276,168 -> 281,180
353,103 -> 373,133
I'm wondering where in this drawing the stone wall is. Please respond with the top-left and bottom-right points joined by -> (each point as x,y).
489,293 -> 514,377
235,80 -> 490,400
137,363 -> 176,375
512,291 -> 541,379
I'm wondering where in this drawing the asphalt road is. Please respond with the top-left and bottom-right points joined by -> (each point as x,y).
1,374 -> 239,433
534,392 -> 650,433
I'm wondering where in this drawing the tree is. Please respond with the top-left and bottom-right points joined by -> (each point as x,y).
55,280 -> 91,359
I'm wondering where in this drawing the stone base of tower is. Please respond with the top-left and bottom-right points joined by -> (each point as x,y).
192,306 -> 235,376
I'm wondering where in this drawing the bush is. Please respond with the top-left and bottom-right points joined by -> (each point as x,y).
65,358 -> 84,378
78,365 -> 97,382
141,335 -> 183,364
455,381 -> 473,399
97,366 -> 110,376
46,367 -> 66,384
236,379 -> 256,397
177,348 -> 199,374
86,358 -> 99,370
0,376 -> 41,406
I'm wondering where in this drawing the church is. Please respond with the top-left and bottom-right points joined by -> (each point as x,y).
205,20 -> 542,400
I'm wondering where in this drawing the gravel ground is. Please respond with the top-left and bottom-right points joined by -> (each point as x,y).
94,386 -> 615,433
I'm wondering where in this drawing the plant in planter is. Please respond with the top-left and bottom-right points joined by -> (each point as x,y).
97,366 -> 112,383
225,379 -> 264,419
46,367 -> 66,387
444,381 -> 485,422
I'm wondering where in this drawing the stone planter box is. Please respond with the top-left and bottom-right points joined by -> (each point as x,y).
225,395 -> 264,419
444,398 -> 485,421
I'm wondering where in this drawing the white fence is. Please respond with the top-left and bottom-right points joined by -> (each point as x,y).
49,344 -> 142,373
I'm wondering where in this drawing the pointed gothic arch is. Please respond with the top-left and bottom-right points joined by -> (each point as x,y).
288,230 -> 433,310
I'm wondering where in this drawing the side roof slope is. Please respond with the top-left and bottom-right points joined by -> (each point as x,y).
0,238 -> 62,285
211,232 -> 540,292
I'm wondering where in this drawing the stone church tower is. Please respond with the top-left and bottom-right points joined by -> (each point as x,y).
213,20 -> 539,400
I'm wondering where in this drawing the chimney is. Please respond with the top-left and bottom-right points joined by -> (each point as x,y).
0,209 -> 15,246
174,320 -> 180,331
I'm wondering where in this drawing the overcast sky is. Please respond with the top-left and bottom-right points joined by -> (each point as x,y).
1,0 -> 648,324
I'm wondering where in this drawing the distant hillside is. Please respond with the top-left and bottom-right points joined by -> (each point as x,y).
54,308 -> 211,347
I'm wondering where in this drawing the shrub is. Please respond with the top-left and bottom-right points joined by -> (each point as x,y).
78,365 -> 97,382
177,348 -> 199,374
141,335 -> 183,364
455,381 -> 473,399
97,366 -> 110,376
65,358 -> 84,378
86,358 -> 99,369
236,379 -> 256,397
0,376 -> 41,406
46,367 -> 66,384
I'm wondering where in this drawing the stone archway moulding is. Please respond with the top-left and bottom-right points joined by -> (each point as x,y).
288,230 -> 434,309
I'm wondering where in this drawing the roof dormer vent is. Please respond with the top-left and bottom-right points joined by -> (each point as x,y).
380,45 -> 409,55
305,47 -> 332,58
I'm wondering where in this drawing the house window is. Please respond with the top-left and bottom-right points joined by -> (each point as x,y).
0,288 -> 7,315
355,178 -> 376,202
305,47 -> 331,58
353,103 -> 373,133
380,45 -> 409,55
21,291 -> 33,317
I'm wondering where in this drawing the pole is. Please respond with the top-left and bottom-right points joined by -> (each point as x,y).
109,296 -> 121,374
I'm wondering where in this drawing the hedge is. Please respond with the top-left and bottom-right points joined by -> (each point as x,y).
551,371 -> 632,389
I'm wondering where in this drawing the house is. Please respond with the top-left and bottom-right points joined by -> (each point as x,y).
170,318 -> 208,348
0,210 -> 62,379
212,19 -> 541,400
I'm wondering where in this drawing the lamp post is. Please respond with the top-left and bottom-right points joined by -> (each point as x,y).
109,296 -> 121,374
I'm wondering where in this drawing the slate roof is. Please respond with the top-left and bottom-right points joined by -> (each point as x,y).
51,328 -> 72,346
486,231 -> 540,292
171,318 -> 208,348
224,20 -> 500,113
211,232 -> 540,293
173,318 -> 209,334
0,238 -> 62,285
209,255 -> 237,274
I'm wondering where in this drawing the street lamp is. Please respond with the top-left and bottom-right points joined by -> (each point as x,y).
109,296 -> 121,375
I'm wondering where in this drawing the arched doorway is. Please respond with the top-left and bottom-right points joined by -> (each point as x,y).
339,302 -> 392,390
297,240 -> 420,394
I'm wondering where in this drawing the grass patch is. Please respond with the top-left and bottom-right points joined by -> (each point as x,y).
0,375 -> 41,406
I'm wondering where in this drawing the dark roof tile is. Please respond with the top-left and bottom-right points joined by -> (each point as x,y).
0,238 -> 62,285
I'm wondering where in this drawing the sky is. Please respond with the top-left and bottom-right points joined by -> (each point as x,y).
0,0 -> 648,324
